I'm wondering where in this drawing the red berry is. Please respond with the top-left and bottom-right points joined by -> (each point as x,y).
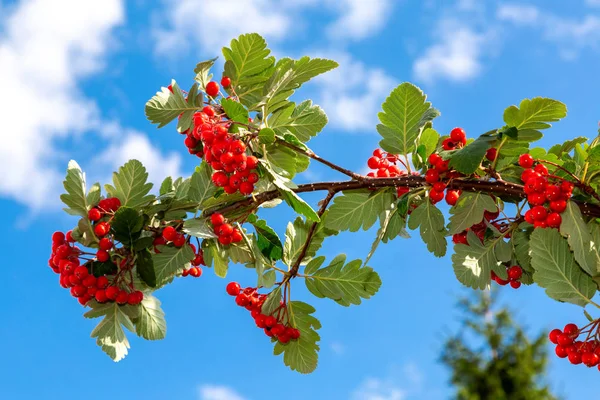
206,81 -> 220,97
519,154 -> 534,168
172,234 -> 186,248
433,182 -> 446,192
435,159 -> 450,172
373,149 -> 384,158
367,156 -> 380,169
445,190 -> 460,206
116,290 -> 129,305
162,226 -> 178,242
220,76 -> 231,88
226,282 -> 241,296
583,352 -> 599,367
211,213 -> 225,226
507,266 -> 522,281
264,316 -> 277,328
88,208 -> 102,221
95,289 -> 108,303
246,156 -> 259,169
557,333 -> 574,347
272,324 -> 286,336
127,292 -> 142,305
546,212 -> 562,228
212,171 -> 229,187
530,206 -> 548,221
430,190 -> 444,203
182,268 -> 190,277
509,280 -> 521,289
239,182 -> 254,195
74,266 -> 89,280
105,286 -> 119,301
452,233 -> 468,245
231,229 -> 243,243
450,127 -> 466,142
549,329 -> 562,344
96,250 -> 110,263
564,323 -> 579,335
550,200 -> 567,213
99,238 -> 113,251
568,351 -> 582,365
235,293 -> 249,306
96,276 -> 109,289
485,148 -> 497,161
428,153 -> 442,165
442,138 -> 457,151
555,345 -> 569,358
189,266 -> 202,277
218,224 -> 234,236
82,275 -> 96,288
218,235 -> 232,245
72,285 -> 87,297
534,163 -> 549,176
94,222 -> 110,237
425,169 -> 439,184
290,328 -> 301,339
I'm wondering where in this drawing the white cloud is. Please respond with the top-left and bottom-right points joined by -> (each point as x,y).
0,0 -> 123,210
351,378 -> 406,400
326,0 -> 393,41
586,0 -> 600,6
413,19 -> 492,84
198,384 -> 246,400
497,4 -> 540,25
94,131 -> 183,186
330,341 -> 345,355
315,51 -> 395,131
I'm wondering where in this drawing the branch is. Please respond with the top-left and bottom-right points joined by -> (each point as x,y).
276,139 -> 364,181
287,190 -> 336,279
204,176 -> 600,218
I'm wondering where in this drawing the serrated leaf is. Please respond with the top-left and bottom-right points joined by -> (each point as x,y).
183,218 -> 218,239
223,33 -> 274,88
451,231 -> 502,289
152,244 -> 195,286
448,193 -> 498,234
250,218 -> 283,260
365,205 -> 409,265
85,302 -> 136,362
448,134 -> 497,175
221,98 -> 249,129
194,57 -> 217,90
530,228 -> 596,307
60,160 -> 89,217
269,100 -> 328,142
159,176 -> 173,196
512,227 -> 532,272
136,249 -> 156,288
87,183 -> 101,207
145,80 -> 199,128
283,213 -> 338,266
273,301 -> 321,374
263,164 -> 319,221
89,259 -> 118,277
135,294 -> 166,340
205,241 -> 229,278
305,254 -> 381,306
418,128 -> 440,159
188,163 -> 218,205
407,200 -> 447,257
105,160 -> 154,209
111,207 -> 143,246
261,286 -> 282,316
259,127 -> 276,144
325,190 -> 394,232
560,201 -> 598,276
504,97 -> 567,131
589,221 -> 600,276
377,82 -> 439,156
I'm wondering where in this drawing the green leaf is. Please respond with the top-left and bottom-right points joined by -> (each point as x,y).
325,190 -> 395,232
259,128 -> 276,144
407,200 -> 447,257
269,100 -> 328,142
451,231 -> 501,290
136,249 -> 156,288
418,128 -> 440,159
105,160 -> 154,209
60,160 -> 89,217
365,205 -> 409,265
152,244 -> 195,286
263,164 -> 319,221
504,97 -> 567,131
549,137 -> 588,157
221,98 -> 249,128
261,286 -> 282,316
377,82 -> 440,156
560,201 -> 598,276
589,221 -> 600,276
134,294 -> 166,340
250,218 -> 284,261
448,134 -> 497,175
205,241 -> 229,278
448,193 -> 498,234
530,228 -> 597,307
85,302 -> 136,362
89,259 -> 118,277
183,218 -> 218,239
223,33 -> 275,88
145,80 -> 198,128
283,213 -> 338,266
588,146 -> 600,163
304,254 -> 381,306
188,163 -> 218,205
512,227 -> 532,272
111,207 -> 143,246
273,301 -> 321,374
194,57 -> 217,90
159,176 -> 173,196
87,183 -> 101,208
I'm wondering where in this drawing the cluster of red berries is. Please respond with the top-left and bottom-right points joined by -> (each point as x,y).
519,154 -> 572,228
153,226 -> 205,277
49,231 -> 143,306
491,265 -> 523,289
88,197 -> 122,262
210,213 -> 243,245
226,282 -> 301,344
365,148 -> 411,197
442,127 -> 468,151
182,246 -> 205,278
549,323 -> 600,369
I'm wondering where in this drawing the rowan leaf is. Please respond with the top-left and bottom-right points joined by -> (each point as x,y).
448,134 -> 498,175
451,231 -> 503,290
194,57 -> 217,90
145,80 -> 199,128
152,244 -> 195,286
134,294 -> 166,340
136,249 -> 156,288
60,160 -> 90,217
325,190 -> 395,232
283,213 -> 338,266
183,218 -> 218,239
85,302 -> 137,362
111,207 -> 143,246
105,160 -> 154,209
269,100 -> 328,142
560,201 -> 598,276
204,240 -> 229,278
448,193 -> 498,234
304,254 -> 381,306
187,163 -> 217,205
273,301 -> 321,374
530,228 -> 597,307
250,217 -> 284,261
407,200 -> 447,257
377,82 -> 439,156
504,97 -> 567,131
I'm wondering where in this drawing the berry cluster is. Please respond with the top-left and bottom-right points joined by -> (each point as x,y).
442,127 -> 468,150
365,148 -> 411,197
182,246 -> 205,278
88,197 -> 122,261
210,213 -> 243,245
49,231 -> 143,306
153,226 -> 206,276
426,154 -> 460,206
491,265 -> 523,289
549,323 -> 600,369
519,154 -> 572,228
226,282 -> 300,344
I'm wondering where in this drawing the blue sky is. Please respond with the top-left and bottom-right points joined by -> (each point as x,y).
2,0 -> 600,399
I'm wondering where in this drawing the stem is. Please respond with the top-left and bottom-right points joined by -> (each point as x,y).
538,159 -> 582,183
491,137 -> 507,171
203,176 -> 600,218
276,139 -> 365,181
